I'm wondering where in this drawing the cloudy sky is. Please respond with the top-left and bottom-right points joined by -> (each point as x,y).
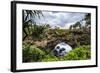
31,11 -> 87,29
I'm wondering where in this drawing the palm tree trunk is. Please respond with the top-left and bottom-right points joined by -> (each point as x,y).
23,28 -> 28,41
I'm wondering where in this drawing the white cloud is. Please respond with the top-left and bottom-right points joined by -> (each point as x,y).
60,22 -> 76,29
31,11 -> 87,29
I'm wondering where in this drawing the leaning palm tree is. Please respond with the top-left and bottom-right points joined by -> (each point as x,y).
22,10 -> 43,41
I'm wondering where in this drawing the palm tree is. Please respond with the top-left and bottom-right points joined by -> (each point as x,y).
22,10 -> 43,41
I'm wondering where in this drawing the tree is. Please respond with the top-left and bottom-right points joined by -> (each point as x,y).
81,13 -> 91,29
69,25 -> 73,30
81,13 -> 91,32
84,13 -> 91,27
72,21 -> 81,29
22,10 -> 43,41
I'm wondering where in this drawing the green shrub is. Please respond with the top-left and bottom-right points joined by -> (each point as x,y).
23,44 -> 45,62
41,45 -> 91,62
64,45 -> 91,60
41,54 -> 59,62
23,44 -> 91,62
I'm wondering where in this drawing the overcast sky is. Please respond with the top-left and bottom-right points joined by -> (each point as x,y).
31,11 -> 87,29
